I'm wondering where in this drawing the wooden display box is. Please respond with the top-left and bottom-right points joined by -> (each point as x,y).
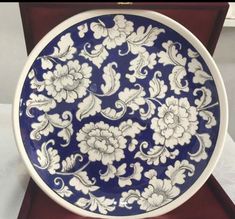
18,2 -> 235,219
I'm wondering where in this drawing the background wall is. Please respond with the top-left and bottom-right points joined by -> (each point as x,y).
0,3 -> 27,103
214,27 -> 235,139
0,3 -> 234,140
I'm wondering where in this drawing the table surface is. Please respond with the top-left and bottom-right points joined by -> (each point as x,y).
0,103 -> 234,219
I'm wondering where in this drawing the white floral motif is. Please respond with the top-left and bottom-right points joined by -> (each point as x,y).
194,87 -> 217,128
158,41 -> 186,66
128,139 -> 138,152
188,133 -> 212,162
30,111 -> 73,147
54,177 -> 73,198
43,60 -> 92,103
99,162 -> 143,187
34,140 -> 60,174
118,162 -> 143,187
188,58 -> 212,84
76,193 -> 115,214
91,15 -> 134,50
76,62 -> 121,121
119,119 -> 146,138
119,162 -> 195,211
26,93 -> 56,118
80,44 -> 109,68
77,121 -> 127,165
39,33 -> 76,70
119,190 -> 141,209
165,160 -> 195,185
118,85 -> 146,112
76,93 -> 102,121
158,41 -> 189,94
126,51 -> 157,83
101,62 -> 121,96
151,96 -> 198,148
77,23 -> 88,38
126,25 -> 165,55
69,171 -> 99,194
101,85 -> 146,120
149,71 -> 167,99
135,142 -> 179,165
28,69 -> 45,92
138,178 -> 180,211
61,154 -> 83,172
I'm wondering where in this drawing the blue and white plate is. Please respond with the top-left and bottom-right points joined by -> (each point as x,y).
13,10 -> 228,218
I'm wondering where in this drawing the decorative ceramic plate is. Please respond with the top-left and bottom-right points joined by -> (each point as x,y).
13,10 -> 228,218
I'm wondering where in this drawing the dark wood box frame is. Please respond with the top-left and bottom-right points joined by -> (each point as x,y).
18,2 -> 235,219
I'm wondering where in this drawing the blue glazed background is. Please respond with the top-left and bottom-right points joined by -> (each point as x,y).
18,14 -> 220,216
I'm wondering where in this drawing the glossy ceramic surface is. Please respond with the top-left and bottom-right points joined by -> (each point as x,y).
13,10 -> 228,218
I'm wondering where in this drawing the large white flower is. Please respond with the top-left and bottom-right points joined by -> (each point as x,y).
151,96 -> 198,148
76,121 -> 127,165
43,60 -> 92,103
138,177 -> 180,211
91,15 -> 134,49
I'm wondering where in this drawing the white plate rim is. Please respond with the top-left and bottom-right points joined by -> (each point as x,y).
13,9 -> 228,219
